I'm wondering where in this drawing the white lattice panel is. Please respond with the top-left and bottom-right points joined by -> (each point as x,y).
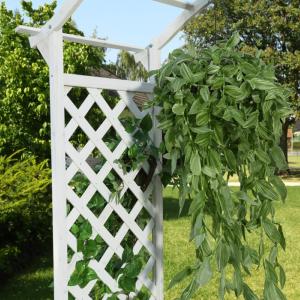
60,78 -> 162,300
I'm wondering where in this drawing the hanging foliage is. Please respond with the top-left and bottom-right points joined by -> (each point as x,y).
146,33 -> 291,299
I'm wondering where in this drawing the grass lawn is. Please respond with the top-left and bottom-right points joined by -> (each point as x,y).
289,155 -> 300,169
1,187 -> 300,299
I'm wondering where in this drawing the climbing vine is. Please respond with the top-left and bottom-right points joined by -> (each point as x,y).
146,33 -> 291,299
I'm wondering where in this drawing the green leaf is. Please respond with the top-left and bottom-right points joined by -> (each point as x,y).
171,78 -> 186,92
226,32 -> 240,48
172,103 -> 186,115
269,146 -> 288,171
79,220 -> 92,241
256,180 -> 279,201
139,114 -> 153,133
262,219 -> 282,244
195,258 -> 212,288
216,241 -> 230,271
168,266 -> 193,290
243,283 -> 259,300
224,149 -> 237,171
224,85 -> 247,100
200,86 -> 210,102
264,279 -> 286,300
118,275 -> 136,293
202,166 -> 216,178
180,63 -> 193,81
278,264 -> 286,288
269,176 -> 287,202
188,100 -> 202,115
255,149 -> 271,164
248,78 -> 276,91
123,257 -> 143,278
190,151 -> 202,175
233,268 -> 243,296
82,239 -> 98,259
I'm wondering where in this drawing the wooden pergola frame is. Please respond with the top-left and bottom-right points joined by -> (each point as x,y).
16,1 -> 209,299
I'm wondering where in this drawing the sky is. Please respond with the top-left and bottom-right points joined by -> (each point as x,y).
6,0 -> 186,63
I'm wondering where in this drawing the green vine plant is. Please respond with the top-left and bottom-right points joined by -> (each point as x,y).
123,33 -> 291,300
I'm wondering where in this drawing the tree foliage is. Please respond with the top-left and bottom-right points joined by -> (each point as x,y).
0,1 -> 105,159
146,34 -> 290,299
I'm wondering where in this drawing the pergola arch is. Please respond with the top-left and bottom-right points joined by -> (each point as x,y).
16,1 -> 209,299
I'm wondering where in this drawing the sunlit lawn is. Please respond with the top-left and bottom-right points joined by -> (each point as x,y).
0,187 -> 300,299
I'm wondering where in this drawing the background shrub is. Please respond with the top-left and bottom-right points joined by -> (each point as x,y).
0,152 -> 51,280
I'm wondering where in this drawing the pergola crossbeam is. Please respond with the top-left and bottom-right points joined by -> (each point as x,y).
153,0 -> 194,10
151,0 -> 210,50
16,25 -> 144,53
29,0 -> 84,48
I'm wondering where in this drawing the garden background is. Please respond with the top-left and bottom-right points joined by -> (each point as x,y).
0,1 -> 300,299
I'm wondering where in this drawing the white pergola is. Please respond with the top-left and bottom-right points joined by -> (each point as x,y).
16,1 -> 209,299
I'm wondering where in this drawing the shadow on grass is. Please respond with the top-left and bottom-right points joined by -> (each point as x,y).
163,197 -> 191,220
0,255 -> 53,300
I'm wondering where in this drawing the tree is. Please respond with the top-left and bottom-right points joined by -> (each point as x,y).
0,1 -> 105,159
184,0 -> 300,164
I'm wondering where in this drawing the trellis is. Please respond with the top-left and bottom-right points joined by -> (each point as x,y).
16,1 -> 209,299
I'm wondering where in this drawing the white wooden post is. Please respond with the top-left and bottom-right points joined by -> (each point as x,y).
148,46 -> 164,299
48,30 -> 68,300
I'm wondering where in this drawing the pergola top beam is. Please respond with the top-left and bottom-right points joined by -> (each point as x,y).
29,0 -> 83,48
151,0 -> 210,50
153,0 -> 194,10
17,25 -> 144,53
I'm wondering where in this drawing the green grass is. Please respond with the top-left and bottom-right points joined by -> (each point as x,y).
289,155 -> 300,169
1,187 -> 300,299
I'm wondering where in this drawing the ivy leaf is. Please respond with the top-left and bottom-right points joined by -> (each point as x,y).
123,258 -> 143,278
168,266 -> 193,290
139,114 -> 153,133
118,275 -> 136,293
79,220 -> 92,241
190,151 -> 202,175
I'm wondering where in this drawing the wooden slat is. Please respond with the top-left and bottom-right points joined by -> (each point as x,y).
64,74 -> 154,93
151,0 -> 210,49
29,0 -> 84,48
153,0 -> 193,9
16,25 -> 144,52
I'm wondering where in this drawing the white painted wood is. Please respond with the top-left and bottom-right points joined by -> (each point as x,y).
153,0 -> 193,10
29,0 -> 84,48
148,47 -> 164,300
151,0 -> 210,49
16,25 -> 144,52
63,86 -> 160,298
64,73 -> 155,93
48,30 -> 68,300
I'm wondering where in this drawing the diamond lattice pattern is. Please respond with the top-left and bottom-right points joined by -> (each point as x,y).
64,87 -> 158,300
